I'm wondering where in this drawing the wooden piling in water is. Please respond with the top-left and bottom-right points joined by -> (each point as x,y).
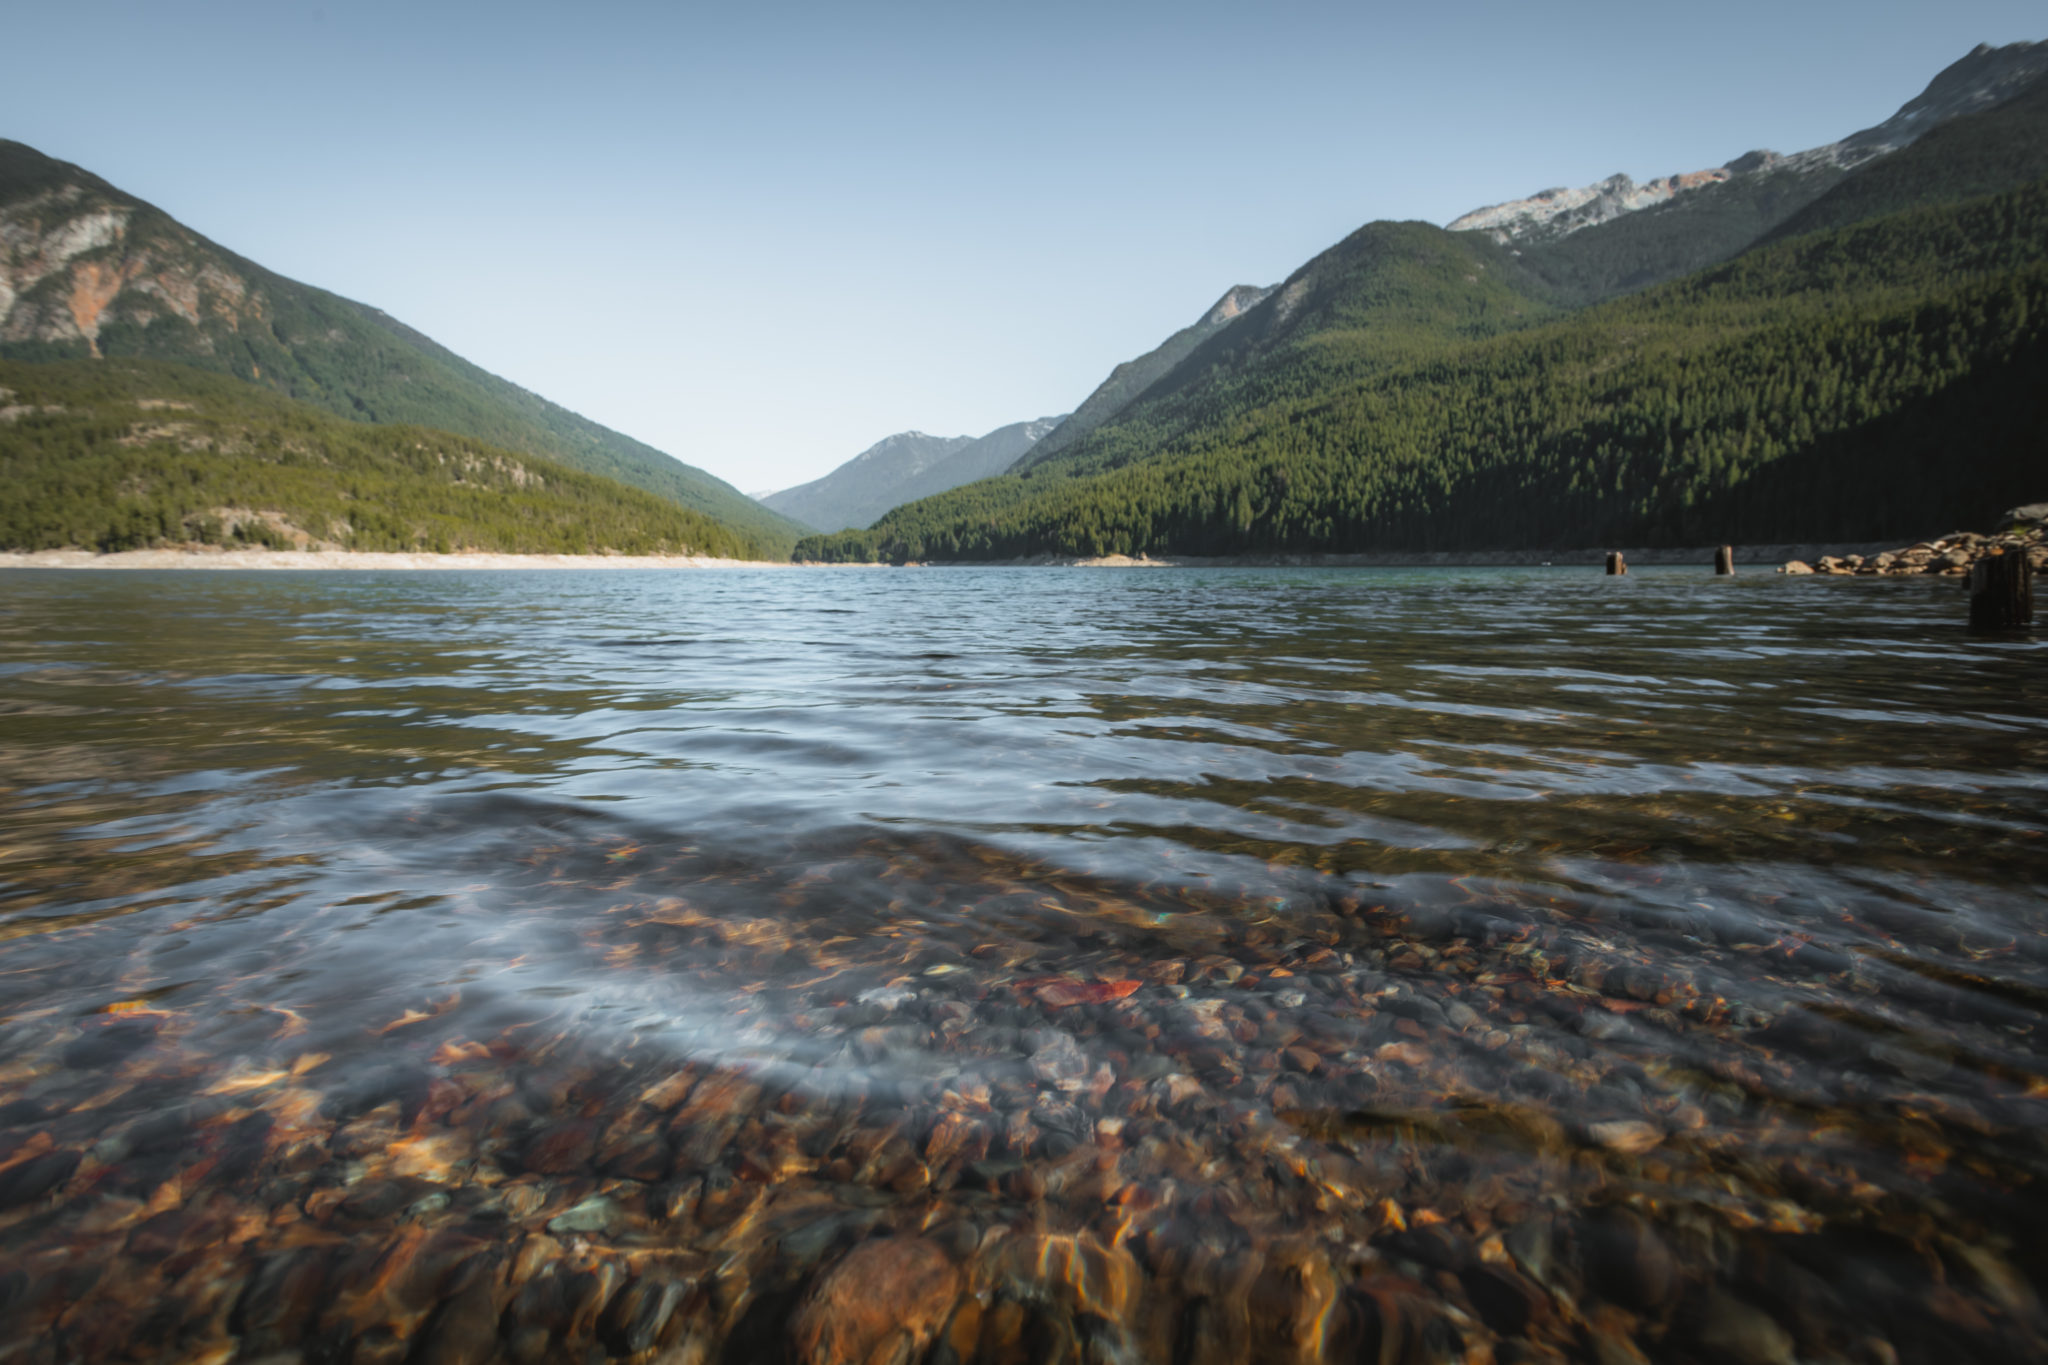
1968,550 -> 2034,631
1605,551 -> 1626,576
1714,545 -> 1735,576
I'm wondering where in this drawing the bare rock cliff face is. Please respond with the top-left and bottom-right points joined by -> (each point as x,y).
0,179 -> 261,358
1449,39 -> 2048,246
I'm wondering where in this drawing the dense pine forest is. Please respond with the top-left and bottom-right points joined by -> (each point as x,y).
795,75 -> 2048,564
796,179 -> 2048,563
0,359 -> 765,558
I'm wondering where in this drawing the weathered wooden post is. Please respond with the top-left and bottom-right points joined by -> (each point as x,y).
1969,550 -> 2034,631
1605,551 -> 1627,576
1714,545 -> 1735,576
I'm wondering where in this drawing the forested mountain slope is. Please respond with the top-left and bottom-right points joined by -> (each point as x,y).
1504,58 -> 2048,306
793,49 -> 2048,565
795,179 -> 2048,562
0,358 -> 764,558
1023,285 -> 1271,465
0,141 -> 806,556
1462,42 -> 2048,306
1763,71 -> 2048,243
1010,220 -> 1558,479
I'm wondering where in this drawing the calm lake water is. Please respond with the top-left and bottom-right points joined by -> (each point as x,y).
0,566 -> 2043,1365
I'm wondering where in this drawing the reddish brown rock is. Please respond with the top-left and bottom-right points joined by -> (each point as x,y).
597,1131 -> 671,1182
1281,1046 -> 1320,1075
1025,977 -> 1142,1009
410,1282 -> 502,1365
521,1119 -> 597,1175
791,1237 -> 959,1365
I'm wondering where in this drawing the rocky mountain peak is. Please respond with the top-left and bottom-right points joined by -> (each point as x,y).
1446,168 -> 1737,242
1447,40 -> 2048,246
1847,39 -> 2048,154
843,430 -> 973,474
1204,284 -> 1274,327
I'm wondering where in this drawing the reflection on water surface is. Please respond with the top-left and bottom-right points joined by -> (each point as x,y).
0,566 -> 2043,1364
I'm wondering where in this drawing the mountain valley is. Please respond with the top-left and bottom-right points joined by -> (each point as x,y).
759,419 -> 1065,533
4,41 -> 2043,567
795,40 -> 2048,564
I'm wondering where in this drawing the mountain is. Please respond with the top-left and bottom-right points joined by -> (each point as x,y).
0,357 -> 761,558
760,431 -> 974,531
0,140 -> 808,557
1002,219 -> 1556,485
1761,67 -> 2048,243
1453,41 -> 2048,248
793,46 -> 2048,564
760,419 -> 1064,533
1000,46 -> 2048,494
778,280 -> 1279,534
893,417 -> 1065,506
1453,40 -> 2048,305
1021,285 -> 1272,466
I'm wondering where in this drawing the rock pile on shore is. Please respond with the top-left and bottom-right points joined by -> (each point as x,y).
1783,503 -> 2047,576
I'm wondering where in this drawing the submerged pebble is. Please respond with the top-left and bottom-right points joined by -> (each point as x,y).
1,567 -> 2042,1364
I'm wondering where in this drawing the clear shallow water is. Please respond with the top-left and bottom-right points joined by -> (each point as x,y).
0,565 -> 2043,1364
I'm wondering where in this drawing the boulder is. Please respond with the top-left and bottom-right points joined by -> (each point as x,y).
792,1237 -> 959,1365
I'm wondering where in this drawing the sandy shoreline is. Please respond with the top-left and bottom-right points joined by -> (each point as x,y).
0,539 -> 1918,571
0,549 -> 810,571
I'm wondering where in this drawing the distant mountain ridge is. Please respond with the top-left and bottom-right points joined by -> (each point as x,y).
1449,40 -> 2048,248
762,420 -> 1064,532
896,417 -> 1065,506
0,140 -> 808,556
777,282 -> 1276,532
760,431 -> 969,531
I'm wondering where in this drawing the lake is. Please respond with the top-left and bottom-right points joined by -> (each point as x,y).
0,565 -> 2043,1364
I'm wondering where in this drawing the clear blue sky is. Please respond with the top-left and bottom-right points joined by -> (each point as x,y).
5,1 -> 2041,492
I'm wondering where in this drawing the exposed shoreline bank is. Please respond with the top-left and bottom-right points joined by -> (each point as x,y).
0,535 -> 2020,572
944,541 -> 1907,569
0,548 -> 815,571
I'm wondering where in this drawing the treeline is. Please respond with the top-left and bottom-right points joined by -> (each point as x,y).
0,358 -> 765,558
796,180 -> 2048,562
